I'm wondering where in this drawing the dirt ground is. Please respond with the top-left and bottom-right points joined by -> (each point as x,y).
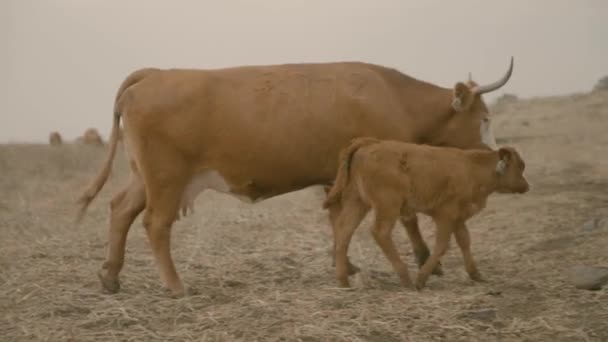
1,90 -> 608,341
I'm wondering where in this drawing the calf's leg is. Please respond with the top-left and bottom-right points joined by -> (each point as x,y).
400,215 -> 443,276
333,198 -> 369,287
372,207 -> 413,288
328,211 -> 361,276
99,173 -> 146,293
454,223 -> 484,282
415,220 -> 453,290
325,187 -> 360,275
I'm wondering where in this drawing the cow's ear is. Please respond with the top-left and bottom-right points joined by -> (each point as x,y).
452,82 -> 474,112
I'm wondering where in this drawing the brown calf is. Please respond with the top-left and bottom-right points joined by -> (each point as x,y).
323,137 -> 529,289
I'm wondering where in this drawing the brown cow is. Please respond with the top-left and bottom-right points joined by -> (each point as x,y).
323,137 -> 529,289
77,58 -> 515,297
49,131 -> 63,146
79,128 -> 104,145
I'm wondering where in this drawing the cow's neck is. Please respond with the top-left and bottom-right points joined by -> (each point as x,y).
409,88 -> 456,145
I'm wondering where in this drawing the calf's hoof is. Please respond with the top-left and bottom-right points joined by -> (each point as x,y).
469,270 -> 486,282
399,276 -> 414,289
337,277 -> 351,288
97,270 -> 120,294
431,264 -> 444,276
415,274 -> 429,290
347,262 -> 360,276
415,252 -> 443,276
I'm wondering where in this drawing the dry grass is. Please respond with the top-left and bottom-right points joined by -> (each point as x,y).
2,91 -> 608,341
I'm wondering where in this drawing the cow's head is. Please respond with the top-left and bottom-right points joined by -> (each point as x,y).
494,146 -> 529,194
430,57 -> 514,151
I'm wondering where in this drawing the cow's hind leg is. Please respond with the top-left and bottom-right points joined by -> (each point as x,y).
99,173 -> 146,293
140,160 -> 190,297
325,186 -> 360,275
400,215 -> 443,276
143,184 -> 188,297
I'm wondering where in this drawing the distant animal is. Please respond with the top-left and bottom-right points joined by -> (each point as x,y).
78,128 -> 104,145
323,137 -> 529,289
77,58 -> 515,297
49,131 -> 63,146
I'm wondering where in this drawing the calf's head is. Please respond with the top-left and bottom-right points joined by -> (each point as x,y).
494,146 -> 529,194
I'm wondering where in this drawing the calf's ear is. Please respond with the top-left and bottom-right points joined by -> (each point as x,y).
498,147 -> 513,162
496,159 -> 507,175
496,147 -> 513,175
452,82 -> 474,112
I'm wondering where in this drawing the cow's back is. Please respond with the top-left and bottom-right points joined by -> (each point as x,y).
121,62 -> 424,198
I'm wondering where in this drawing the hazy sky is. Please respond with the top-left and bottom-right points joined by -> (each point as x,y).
2,0 -> 607,143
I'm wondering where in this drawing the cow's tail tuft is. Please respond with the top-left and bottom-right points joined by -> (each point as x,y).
75,68 -> 157,224
322,137 -> 379,209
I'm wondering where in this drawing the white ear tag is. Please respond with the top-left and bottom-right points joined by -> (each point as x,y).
496,159 -> 507,175
451,97 -> 463,111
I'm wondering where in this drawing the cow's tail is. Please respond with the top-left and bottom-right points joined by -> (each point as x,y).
75,68 -> 157,223
322,137 -> 379,209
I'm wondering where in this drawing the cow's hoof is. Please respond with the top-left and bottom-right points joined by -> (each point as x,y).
165,285 -> 191,298
97,270 -> 120,294
347,262 -> 360,276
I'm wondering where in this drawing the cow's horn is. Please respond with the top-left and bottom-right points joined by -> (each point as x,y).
472,57 -> 514,95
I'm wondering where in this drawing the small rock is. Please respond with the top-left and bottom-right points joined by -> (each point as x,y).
582,218 -> 600,232
567,265 -> 608,290
582,218 -> 608,235
459,309 -> 497,322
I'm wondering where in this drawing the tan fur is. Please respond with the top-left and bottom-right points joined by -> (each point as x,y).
48,131 -> 62,146
76,60 -> 514,297
324,137 -> 380,208
324,138 -> 529,289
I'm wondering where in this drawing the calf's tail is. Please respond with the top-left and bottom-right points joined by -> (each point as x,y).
322,137 -> 379,209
